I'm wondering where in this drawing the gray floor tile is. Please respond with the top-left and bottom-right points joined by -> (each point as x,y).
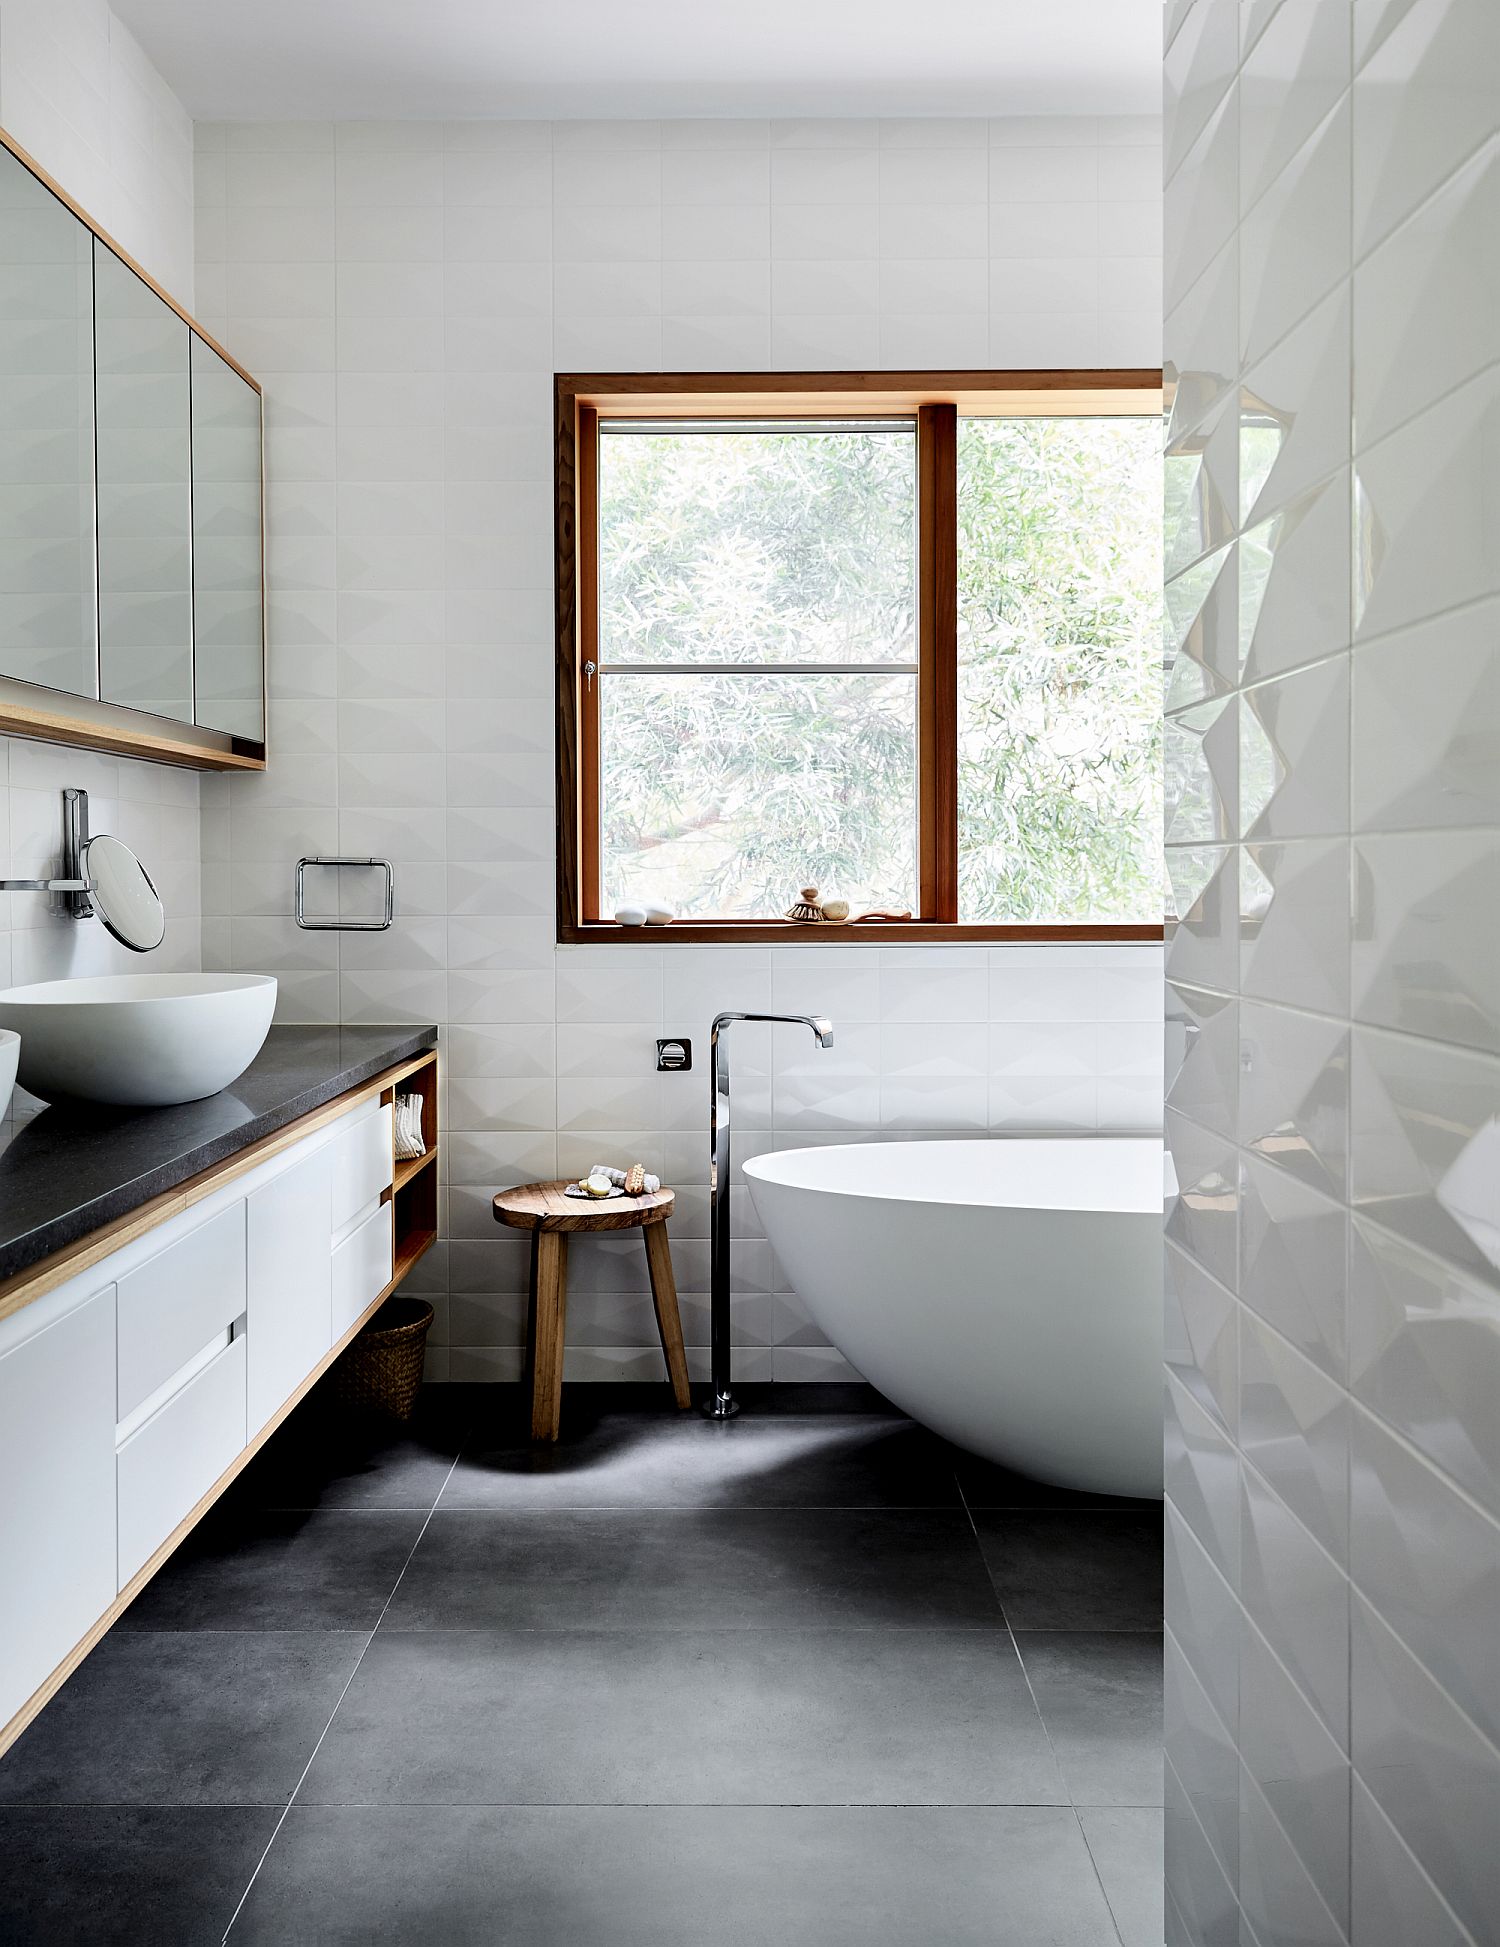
383,1508 -> 1004,1631
1081,1806 -> 1165,1947
0,1632 -> 367,1808
0,1806 -> 275,1947
118,1510 -> 427,1631
1017,1632 -> 1165,1806
300,1626 -> 1065,1807
957,1453 -> 1151,1510
224,1388 -> 470,1513
464,1384 -> 904,1431
232,1804 -> 1121,1946
444,1412 -> 963,1509
974,1509 -> 1164,1629
726,1382 -> 905,1417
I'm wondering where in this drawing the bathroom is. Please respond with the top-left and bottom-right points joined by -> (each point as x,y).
0,0 -> 1493,1940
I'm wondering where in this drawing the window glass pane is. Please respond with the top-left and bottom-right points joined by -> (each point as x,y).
956,417 -> 1163,922
600,670 -> 916,919
598,428 -> 917,665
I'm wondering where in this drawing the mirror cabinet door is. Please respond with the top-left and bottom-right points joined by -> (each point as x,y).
93,239 -> 194,722
0,143 -> 97,699
190,337 -> 265,744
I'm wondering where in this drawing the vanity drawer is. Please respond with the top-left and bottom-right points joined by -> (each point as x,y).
116,1202 -> 246,1422
332,1200 -> 392,1340
330,1101 -> 393,1235
117,1333 -> 246,1587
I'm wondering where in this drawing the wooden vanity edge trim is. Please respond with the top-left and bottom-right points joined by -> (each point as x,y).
0,1252 -> 422,1764
0,699 -> 266,774
0,1050 -> 436,1330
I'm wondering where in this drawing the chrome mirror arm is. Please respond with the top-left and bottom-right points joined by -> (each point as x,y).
0,789 -> 98,916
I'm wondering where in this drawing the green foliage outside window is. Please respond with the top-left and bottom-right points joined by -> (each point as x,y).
957,417 -> 1162,921
596,418 -> 1161,922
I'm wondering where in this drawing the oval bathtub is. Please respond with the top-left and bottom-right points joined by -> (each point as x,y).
745,1138 -> 1164,1499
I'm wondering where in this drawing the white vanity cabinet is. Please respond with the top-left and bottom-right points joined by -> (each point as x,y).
0,1069 -> 413,1748
0,1272 -> 117,1730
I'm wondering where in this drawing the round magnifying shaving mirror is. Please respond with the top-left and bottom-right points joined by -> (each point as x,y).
83,833 -> 166,953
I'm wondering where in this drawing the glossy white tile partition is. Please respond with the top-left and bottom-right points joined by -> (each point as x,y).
0,0 -> 203,1029
191,109 -> 1166,1386
1163,4 -> 1500,1942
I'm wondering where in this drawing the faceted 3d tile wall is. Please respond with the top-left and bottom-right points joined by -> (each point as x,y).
1163,2 -> 1499,1942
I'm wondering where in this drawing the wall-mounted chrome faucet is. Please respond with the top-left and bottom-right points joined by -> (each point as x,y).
706,1010 -> 833,1421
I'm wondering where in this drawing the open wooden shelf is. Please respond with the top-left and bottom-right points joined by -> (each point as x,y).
383,1047 -> 439,1301
392,1147 -> 437,1195
391,1227 -> 438,1289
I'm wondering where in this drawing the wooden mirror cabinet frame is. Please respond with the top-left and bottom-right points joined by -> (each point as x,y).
0,125 -> 266,774
554,368 -> 1165,945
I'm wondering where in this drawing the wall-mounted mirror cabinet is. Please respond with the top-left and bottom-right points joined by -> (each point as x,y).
0,127 -> 265,770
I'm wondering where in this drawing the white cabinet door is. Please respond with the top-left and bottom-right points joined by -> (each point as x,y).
245,1137 -> 332,1438
331,1199 -> 393,1340
0,1276 -> 116,1731
116,1200 -> 246,1423
117,1334 -> 246,1587
330,1101 -> 393,1234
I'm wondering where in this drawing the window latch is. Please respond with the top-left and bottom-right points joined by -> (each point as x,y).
583,659 -> 596,691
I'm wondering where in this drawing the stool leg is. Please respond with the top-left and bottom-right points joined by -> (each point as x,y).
531,1231 -> 569,1441
522,1230 -> 539,1401
643,1220 -> 692,1410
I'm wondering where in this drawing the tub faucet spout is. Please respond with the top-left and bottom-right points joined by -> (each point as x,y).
706,1012 -> 833,1420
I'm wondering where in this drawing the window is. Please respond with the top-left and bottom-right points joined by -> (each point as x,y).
557,372 -> 1163,943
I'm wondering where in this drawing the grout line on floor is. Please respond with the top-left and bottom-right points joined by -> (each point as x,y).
958,1465 -> 1130,1939
219,1436 -> 470,1942
1076,1809 -> 1142,1947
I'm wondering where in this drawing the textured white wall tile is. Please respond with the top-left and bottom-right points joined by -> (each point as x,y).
1166,5 -> 1500,1935
197,105 -> 1169,1397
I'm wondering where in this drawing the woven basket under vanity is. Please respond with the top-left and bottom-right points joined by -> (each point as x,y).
331,1296 -> 434,1420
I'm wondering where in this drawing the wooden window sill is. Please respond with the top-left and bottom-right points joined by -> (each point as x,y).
558,921 -> 1164,945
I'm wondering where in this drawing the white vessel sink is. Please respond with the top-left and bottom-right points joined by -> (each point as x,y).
0,975 -> 277,1108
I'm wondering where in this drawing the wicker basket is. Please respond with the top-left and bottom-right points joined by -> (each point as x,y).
331,1296 -> 434,1420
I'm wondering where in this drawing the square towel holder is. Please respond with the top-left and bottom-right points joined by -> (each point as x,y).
294,855 -> 395,931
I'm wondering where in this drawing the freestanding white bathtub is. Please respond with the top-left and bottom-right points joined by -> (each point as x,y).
745,1137 -> 1165,1499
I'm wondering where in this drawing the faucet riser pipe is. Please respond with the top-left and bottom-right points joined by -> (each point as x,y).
704,1011 -> 832,1420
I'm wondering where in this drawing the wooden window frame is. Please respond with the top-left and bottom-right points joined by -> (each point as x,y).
556,369 -> 1164,945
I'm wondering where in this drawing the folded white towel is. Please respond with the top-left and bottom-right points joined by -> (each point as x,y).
587,1162 -> 661,1193
394,1093 -> 426,1161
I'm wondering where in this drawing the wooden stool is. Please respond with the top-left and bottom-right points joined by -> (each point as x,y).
491,1180 -> 692,1441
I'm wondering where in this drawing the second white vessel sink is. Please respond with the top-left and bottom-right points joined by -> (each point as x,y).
0,974 -> 277,1108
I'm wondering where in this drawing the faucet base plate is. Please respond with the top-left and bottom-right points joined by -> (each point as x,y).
701,1388 -> 740,1421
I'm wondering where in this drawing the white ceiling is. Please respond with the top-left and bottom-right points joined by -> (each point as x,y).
113,0 -> 1163,123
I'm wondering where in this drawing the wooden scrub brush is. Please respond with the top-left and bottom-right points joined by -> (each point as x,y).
785,885 -> 826,922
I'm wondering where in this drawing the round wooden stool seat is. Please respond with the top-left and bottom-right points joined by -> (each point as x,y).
492,1181 -> 674,1233
492,1180 -> 690,1439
